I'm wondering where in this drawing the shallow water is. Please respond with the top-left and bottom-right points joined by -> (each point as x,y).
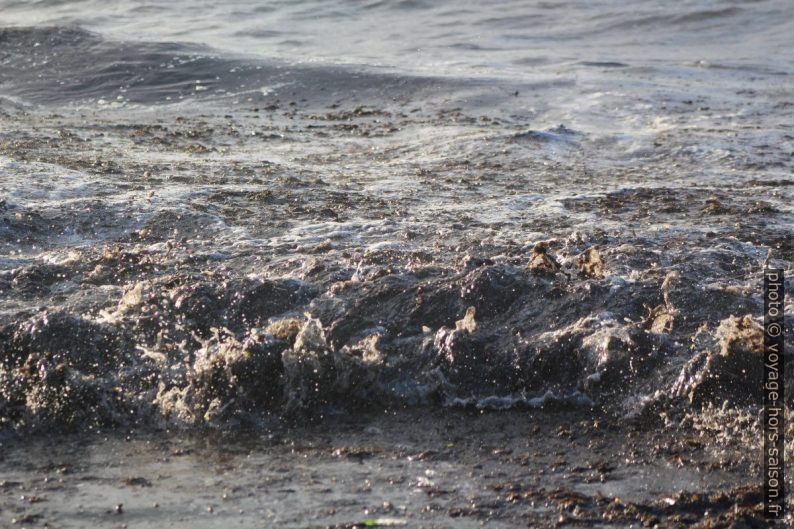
0,409 -> 768,528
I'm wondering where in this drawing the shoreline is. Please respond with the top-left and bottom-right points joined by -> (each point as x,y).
0,408 -> 778,528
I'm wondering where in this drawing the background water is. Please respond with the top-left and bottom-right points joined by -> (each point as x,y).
3,0 -> 793,73
2,0 -> 793,172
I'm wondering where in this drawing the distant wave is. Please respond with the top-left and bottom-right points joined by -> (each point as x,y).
0,26 -> 449,105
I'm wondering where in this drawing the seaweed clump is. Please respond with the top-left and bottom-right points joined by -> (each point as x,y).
154,328 -> 286,426
673,315 -> 764,406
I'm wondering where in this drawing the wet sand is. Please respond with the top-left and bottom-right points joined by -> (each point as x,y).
0,408 -> 774,528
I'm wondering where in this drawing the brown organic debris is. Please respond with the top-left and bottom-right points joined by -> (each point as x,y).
265,318 -> 305,342
672,315 -> 764,405
716,314 -> 763,357
455,306 -> 477,333
528,242 -> 560,276
702,197 -> 726,215
646,305 -> 674,334
577,246 -> 604,278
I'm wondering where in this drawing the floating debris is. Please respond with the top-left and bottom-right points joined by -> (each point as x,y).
673,315 -> 764,405
528,242 -> 560,276
455,306 -> 477,333
577,246 -> 604,278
